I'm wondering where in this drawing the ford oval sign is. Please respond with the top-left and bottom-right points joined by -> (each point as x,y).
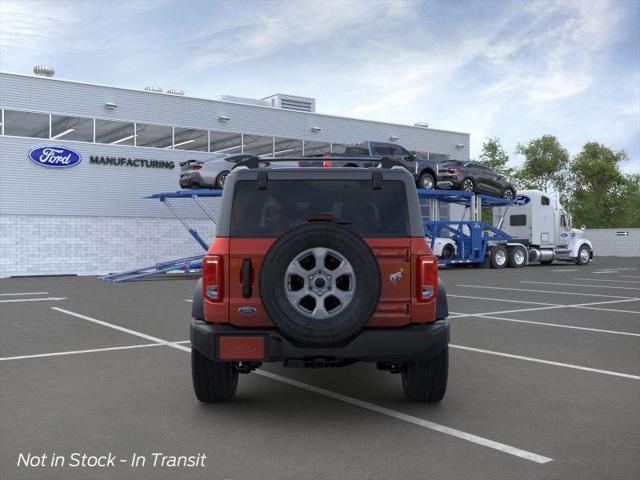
514,195 -> 530,206
28,146 -> 82,168
238,306 -> 257,315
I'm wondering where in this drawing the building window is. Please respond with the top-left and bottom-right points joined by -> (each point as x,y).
95,119 -> 135,145
173,127 -> 208,151
135,123 -> 173,149
210,131 -> 243,154
3,110 -> 49,138
244,134 -> 274,156
303,141 -> 331,156
51,114 -> 94,142
274,137 -> 303,157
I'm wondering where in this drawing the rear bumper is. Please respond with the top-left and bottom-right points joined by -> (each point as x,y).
190,320 -> 450,363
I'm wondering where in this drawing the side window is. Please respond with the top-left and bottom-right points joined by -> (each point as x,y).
389,145 -> 408,157
510,215 -> 527,226
561,215 -> 567,228
541,196 -> 550,206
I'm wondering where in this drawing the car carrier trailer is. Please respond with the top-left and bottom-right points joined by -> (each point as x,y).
419,189 -> 593,268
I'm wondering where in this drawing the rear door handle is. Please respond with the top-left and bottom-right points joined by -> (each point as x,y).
242,259 -> 252,298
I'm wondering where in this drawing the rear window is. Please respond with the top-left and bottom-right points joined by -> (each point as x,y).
440,160 -> 462,167
230,180 -> 409,237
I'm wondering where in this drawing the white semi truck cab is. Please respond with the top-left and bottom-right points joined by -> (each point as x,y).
494,190 -> 593,265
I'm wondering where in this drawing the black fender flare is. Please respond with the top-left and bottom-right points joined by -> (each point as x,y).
436,278 -> 448,320
192,278 -> 204,320
419,167 -> 436,179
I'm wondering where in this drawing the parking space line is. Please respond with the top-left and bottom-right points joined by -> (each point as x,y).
521,281 -> 640,291
51,307 -> 191,352
447,294 -> 558,307
456,284 -> 639,299
450,344 -> 640,380
449,312 -> 640,337
620,275 -> 640,279
572,278 -> 640,284
48,307 -> 553,464
185,299 -> 193,303
449,298 -> 640,318
256,369 -> 553,464
574,305 -> 640,315
0,341 -> 191,362
552,269 -> 578,272
0,297 -> 67,303
0,291 -> 49,296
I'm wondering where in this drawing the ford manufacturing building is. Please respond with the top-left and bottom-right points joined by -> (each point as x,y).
0,69 -> 470,277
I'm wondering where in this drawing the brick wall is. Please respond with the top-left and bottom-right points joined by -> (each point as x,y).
0,215 -> 216,277
586,228 -> 640,258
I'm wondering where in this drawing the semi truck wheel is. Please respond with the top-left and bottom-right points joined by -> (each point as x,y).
507,246 -> 526,268
259,222 -> 381,346
191,349 -> 238,403
576,245 -> 591,265
489,245 -> 508,269
402,347 -> 448,402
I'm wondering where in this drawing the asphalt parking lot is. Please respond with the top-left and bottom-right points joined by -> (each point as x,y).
1,257 -> 639,480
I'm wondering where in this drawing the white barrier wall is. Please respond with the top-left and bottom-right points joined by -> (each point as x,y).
586,228 -> 640,258
0,215 -> 216,276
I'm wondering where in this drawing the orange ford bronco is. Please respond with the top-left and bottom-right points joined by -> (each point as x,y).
190,158 -> 450,402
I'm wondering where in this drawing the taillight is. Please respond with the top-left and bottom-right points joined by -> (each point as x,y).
448,167 -> 460,173
192,165 -> 202,171
203,255 -> 223,302
322,160 -> 332,167
417,255 -> 437,302
322,153 -> 331,168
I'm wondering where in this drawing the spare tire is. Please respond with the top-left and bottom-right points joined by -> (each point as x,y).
259,222 -> 381,346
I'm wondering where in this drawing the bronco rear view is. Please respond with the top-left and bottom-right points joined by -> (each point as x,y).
190,160 -> 450,403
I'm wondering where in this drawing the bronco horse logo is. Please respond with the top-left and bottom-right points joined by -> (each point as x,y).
389,267 -> 404,285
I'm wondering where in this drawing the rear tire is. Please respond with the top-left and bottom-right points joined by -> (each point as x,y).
402,347 -> 448,402
215,170 -> 229,189
489,245 -> 508,269
461,177 -> 475,192
418,172 -> 435,190
503,187 -> 515,201
507,246 -> 526,268
191,349 -> 238,403
441,243 -> 455,259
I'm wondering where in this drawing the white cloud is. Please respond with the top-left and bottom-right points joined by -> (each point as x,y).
0,0 -> 78,68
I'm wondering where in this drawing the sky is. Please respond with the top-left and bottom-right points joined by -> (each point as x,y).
1,0 -> 639,172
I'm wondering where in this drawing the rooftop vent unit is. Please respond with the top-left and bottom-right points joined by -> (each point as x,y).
33,65 -> 55,77
144,85 -> 163,93
216,95 -> 270,107
262,94 -> 316,113
167,88 -> 185,96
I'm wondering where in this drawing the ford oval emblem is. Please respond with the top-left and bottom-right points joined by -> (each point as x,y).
28,146 -> 82,168
238,306 -> 257,315
514,195 -> 530,206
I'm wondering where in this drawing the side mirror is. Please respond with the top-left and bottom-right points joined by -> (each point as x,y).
406,151 -> 416,160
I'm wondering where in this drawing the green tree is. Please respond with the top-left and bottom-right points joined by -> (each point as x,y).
565,142 -> 636,228
479,137 -> 513,176
515,135 -> 569,193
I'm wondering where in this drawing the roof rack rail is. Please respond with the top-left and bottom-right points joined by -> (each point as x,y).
233,155 -> 407,170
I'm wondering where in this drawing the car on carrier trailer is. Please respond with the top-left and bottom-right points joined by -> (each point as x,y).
190,158 -> 450,403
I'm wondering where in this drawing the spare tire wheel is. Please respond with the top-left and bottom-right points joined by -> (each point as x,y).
259,222 -> 381,346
